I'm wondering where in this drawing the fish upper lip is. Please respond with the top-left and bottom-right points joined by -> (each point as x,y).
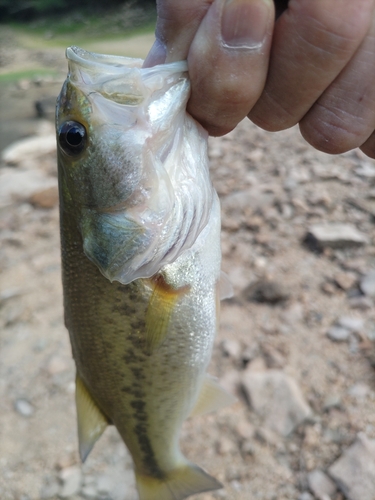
66,46 -> 188,82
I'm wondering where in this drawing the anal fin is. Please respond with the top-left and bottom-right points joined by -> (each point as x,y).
76,374 -> 109,462
190,374 -> 237,417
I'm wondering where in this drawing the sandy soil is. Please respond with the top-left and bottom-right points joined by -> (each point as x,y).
1,27 -> 375,500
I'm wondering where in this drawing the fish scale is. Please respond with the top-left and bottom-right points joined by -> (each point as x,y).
56,46 -> 234,500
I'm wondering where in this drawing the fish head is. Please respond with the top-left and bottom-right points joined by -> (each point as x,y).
56,47 -> 201,284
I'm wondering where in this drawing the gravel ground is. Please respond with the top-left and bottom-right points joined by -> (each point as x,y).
1,39 -> 375,500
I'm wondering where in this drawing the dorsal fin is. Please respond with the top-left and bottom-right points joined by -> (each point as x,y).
75,374 -> 109,462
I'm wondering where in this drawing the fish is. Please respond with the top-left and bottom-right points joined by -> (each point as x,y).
56,46 -> 235,500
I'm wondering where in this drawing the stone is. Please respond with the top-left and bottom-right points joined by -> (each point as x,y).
46,356 -> 68,375
29,186 -> 59,209
348,296 -> 373,310
305,224 -> 368,250
337,316 -> 364,333
348,383 -> 370,400
326,326 -> 350,342
0,168 -> 57,207
242,279 -> 290,304
334,272 -> 357,291
40,477 -> 60,499
1,134 -> 56,165
241,369 -> 312,436
299,493 -> 314,500
220,339 -> 242,360
59,466 -> 82,498
14,398 -> 34,417
360,270 -> 375,298
329,433 -> 375,500
308,469 -> 336,500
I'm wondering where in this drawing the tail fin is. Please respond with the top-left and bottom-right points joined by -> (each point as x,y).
135,463 -> 222,500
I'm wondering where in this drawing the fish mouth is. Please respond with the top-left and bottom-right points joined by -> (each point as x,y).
66,46 -> 188,87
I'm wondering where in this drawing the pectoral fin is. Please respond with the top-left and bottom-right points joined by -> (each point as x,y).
218,271 -> 234,300
190,374 -> 237,417
76,374 -> 109,462
144,275 -> 189,355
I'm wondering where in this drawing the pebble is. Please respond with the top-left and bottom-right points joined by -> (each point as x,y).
329,433 -> 375,500
29,186 -> 59,209
242,279 -> 290,304
241,369 -> 312,436
1,134 -> 56,165
348,296 -> 373,310
307,469 -> 336,500
337,316 -> 364,333
360,270 -> 375,297
326,326 -> 350,342
220,339 -> 242,360
14,398 -> 34,417
58,466 -> 82,498
348,383 -> 370,401
298,493 -> 314,500
305,223 -> 368,250
40,477 -> 60,499
46,355 -> 68,375
334,272 -> 357,291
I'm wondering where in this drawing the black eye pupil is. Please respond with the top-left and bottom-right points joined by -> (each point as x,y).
66,126 -> 84,146
58,120 -> 87,155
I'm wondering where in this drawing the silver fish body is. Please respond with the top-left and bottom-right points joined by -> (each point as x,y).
56,46 -> 232,500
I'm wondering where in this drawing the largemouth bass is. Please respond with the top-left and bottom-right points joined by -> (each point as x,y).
56,46 -> 234,500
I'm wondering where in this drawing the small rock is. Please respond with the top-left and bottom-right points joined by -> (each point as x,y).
305,224 -> 368,250
337,316 -> 364,333
334,272 -> 358,291
323,395 -> 342,411
308,469 -> 336,500
220,339 -> 241,359
236,420 -> 255,440
242,279 -> 290,304
80,484 -> 97,499
14,398 -> 34,417
59,466 -> 82,498
348,296 -> 373,310
40,477 -> 60,499
355,162 -> 375,178
1,134 -> 56,165
326,326 -> 350,342
46,355 -> 68,375
241,369 -> 312,436
299,493 -> 314,500
360,270 -> 375,298
348,383 -> 370,400
329,433 -> 375,500
29,186 -> 59,209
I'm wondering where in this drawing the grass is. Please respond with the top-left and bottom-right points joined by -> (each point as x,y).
4,4 -> 156,48
0,68 -> 59,84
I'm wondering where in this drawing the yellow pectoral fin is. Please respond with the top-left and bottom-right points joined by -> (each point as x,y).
144,275 -> 189,355
76,374 -> 109,462
190,374 -> 237,417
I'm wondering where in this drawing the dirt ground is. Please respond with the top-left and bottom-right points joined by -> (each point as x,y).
1,26 -> 375,500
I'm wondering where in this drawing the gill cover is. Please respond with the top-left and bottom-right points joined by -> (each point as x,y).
57,46 -> 215,284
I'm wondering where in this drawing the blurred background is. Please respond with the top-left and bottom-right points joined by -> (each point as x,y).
1,3 -> 375,500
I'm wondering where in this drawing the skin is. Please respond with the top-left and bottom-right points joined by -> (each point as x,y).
145,0 -> 375,158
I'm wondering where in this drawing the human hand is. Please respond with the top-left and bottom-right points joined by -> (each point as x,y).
146,0 -> 375,159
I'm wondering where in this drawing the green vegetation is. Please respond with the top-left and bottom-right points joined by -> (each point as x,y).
0,68 -> 58,83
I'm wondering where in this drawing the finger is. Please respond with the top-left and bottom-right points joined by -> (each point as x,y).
155,0 -> 214,62
249,0 -> 375,131
187,0 -> 275,136
299,9 -> 375,154
360,131 -> 375,159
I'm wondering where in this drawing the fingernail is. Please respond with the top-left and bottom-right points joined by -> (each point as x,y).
221,0 -> 272,49
143,39 -> 167,68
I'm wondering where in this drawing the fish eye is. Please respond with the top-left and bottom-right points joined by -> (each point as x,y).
58,121 -> 87,156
